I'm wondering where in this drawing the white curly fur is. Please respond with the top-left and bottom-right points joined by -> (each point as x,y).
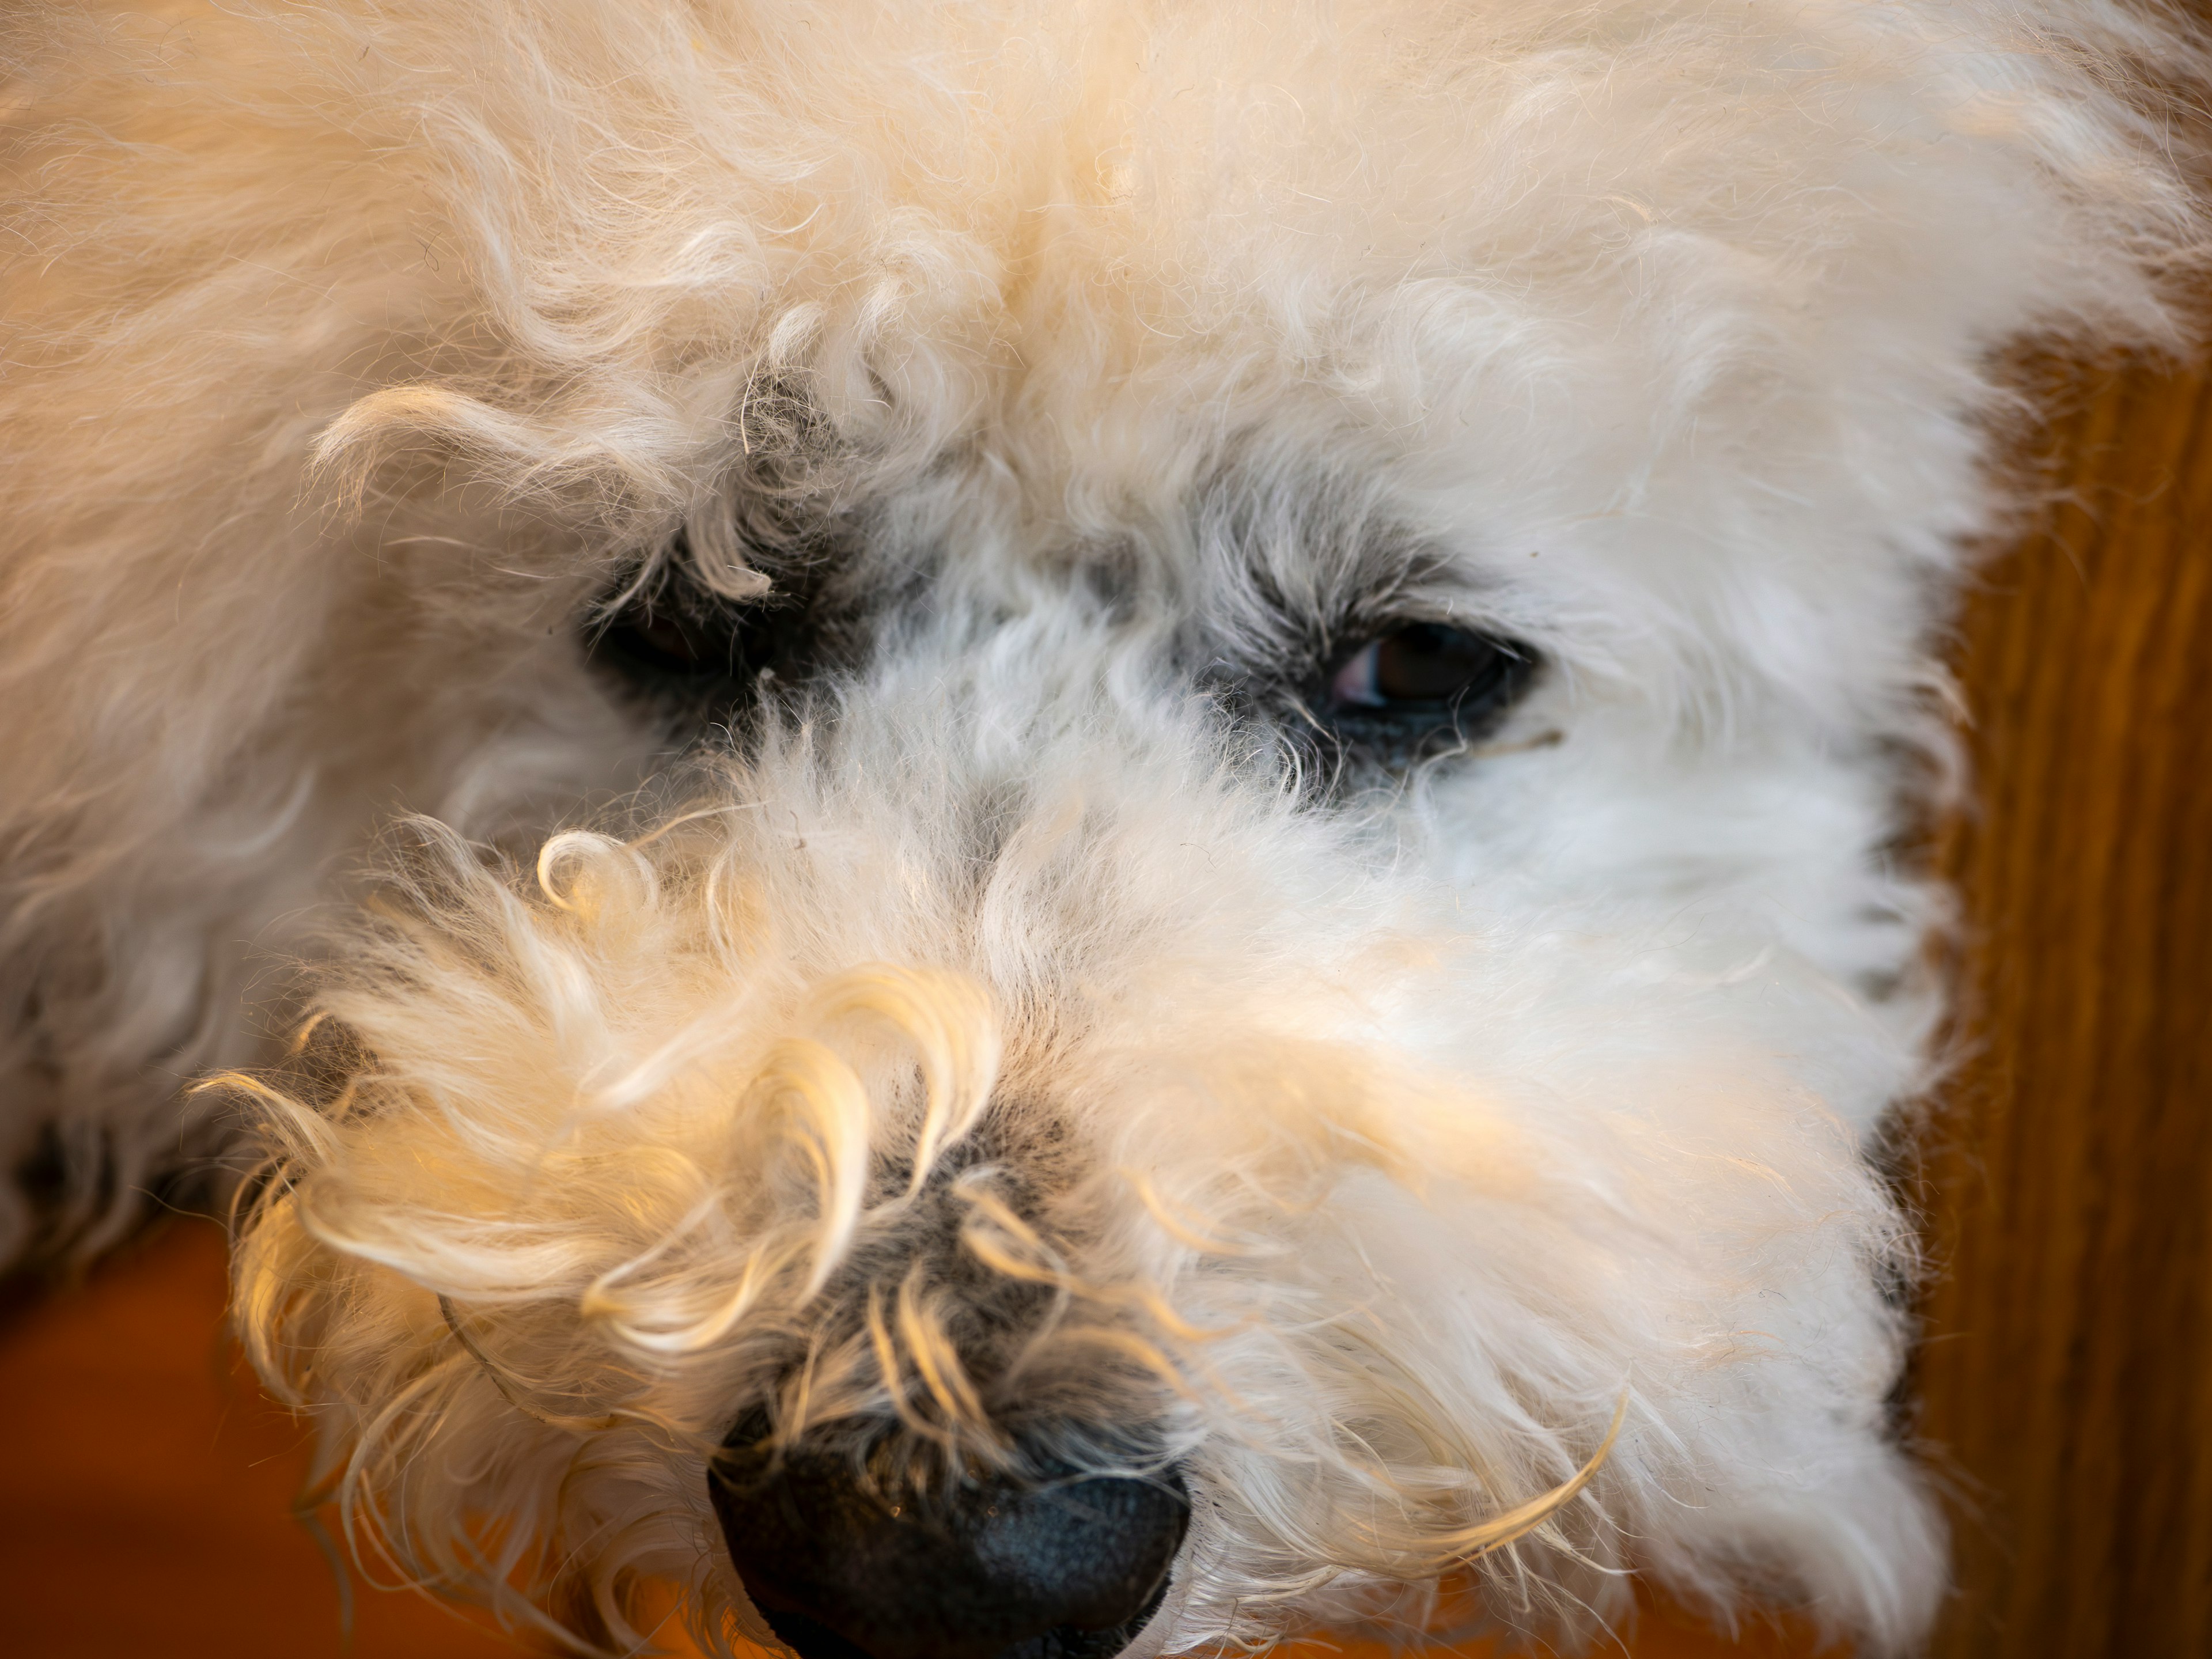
1,1 -> 2205,1654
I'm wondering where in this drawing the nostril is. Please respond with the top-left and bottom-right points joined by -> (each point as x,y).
710,1423 -> 1188,1659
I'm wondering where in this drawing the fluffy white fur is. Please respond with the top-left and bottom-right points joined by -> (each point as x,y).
1,1 -> 2203,1654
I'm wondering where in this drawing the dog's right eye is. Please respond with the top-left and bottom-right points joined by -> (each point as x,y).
594,597 -> 737,681
585,560 -> 805,713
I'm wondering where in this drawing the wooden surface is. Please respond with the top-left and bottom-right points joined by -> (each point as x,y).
2,358 -> 2208,1657
0,1219 -> 569,1658
1915,355 -> 2212,1658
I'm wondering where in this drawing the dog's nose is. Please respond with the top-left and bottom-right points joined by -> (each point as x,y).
709,1426 -> 1188,1659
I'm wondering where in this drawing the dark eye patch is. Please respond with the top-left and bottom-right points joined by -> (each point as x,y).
593,586 -> 761,684
1181,474 -> 1543,772
585,534 -> 826,722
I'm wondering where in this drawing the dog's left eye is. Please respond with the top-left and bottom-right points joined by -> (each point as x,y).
1318,622 -> 1535,746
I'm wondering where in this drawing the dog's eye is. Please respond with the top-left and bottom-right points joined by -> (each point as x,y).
586,559 -> 809,713
1318,622 -> 1535,748
595,599 -> 735,679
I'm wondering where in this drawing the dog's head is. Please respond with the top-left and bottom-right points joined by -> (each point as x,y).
3,1 -> 2204,1654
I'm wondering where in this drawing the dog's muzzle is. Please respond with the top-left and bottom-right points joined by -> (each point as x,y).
710,1420 -> 1189,1659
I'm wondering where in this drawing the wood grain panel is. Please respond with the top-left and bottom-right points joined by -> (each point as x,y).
1916,356 -> 2212,1658
0,1218 -> 567,1657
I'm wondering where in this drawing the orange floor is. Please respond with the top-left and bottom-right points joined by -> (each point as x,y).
0,1219 -> 1828,1658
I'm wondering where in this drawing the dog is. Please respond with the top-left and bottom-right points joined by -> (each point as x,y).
2,2 -> 2203,1654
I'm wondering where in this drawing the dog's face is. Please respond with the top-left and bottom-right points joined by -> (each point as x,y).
3,1 -> 2201,1655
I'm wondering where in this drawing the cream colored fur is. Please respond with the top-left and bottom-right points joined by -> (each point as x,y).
1,1 -> 2203,1654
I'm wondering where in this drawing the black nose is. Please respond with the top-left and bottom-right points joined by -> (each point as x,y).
709,1424 -> 1189,1659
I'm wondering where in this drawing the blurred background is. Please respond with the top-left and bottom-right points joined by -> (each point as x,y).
3,351 -> 2206,1657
